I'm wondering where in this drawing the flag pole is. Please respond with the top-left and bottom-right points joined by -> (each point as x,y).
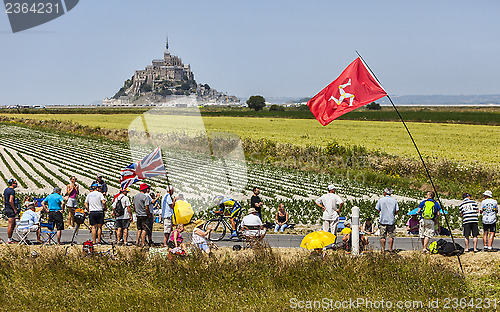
355,51 -> 464,275
140,115 -> 172,187
163,150 -> 171,187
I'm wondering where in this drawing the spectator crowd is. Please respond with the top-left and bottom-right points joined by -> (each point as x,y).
2,175 -> 498,254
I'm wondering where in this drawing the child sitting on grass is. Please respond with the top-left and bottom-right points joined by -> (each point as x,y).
341,220 -> 369,251
192,219 -> 213,255
168,224 -> 187,252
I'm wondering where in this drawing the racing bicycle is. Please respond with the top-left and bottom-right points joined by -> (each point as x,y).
204,214 -> 242,241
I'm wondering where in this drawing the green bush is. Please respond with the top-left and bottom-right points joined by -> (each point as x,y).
269,104 -> 285,111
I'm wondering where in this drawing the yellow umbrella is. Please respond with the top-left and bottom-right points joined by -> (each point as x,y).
173,200 -> 194,225
300,230 -> 337,250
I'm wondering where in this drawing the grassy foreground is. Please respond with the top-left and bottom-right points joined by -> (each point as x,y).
1,113 -> 499,166
0,245 -> 497,311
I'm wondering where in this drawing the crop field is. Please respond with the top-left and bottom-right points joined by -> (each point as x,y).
0,122 -> 472,231
2,113 -> 499,167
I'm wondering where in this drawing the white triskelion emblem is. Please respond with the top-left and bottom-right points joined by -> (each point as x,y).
329,78 -> 355,106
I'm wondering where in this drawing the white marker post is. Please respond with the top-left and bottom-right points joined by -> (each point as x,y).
352,206 -> 360,255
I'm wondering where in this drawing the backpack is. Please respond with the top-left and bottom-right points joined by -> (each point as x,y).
114,195 -> 125,217
436,239 -> 464,256
74,208 -> 86,224
83,240 -> 94,254
422,200 -> 436,220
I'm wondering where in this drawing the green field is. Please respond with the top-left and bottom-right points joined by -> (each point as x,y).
2,113 -> 499,167
201,106 -> 500,125
2,106 -> 500,125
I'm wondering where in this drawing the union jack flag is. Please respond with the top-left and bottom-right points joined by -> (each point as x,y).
120,147 -> 166,189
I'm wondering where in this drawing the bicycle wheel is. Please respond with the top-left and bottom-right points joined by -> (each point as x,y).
104,220 -> 116,243
205,219 -> 226,241
235,220 -> 243,238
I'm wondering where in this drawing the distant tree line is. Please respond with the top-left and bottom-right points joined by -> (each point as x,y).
366,102 -> 381,110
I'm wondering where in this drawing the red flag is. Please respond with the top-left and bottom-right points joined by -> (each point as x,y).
307,57 -> 387,126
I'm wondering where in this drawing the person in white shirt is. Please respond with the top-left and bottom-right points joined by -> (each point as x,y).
480,190 -> 498,251
19,202 -> 42,243
315,185 -> 344,235
241,208 -> 264,236
85,183 -> 107,245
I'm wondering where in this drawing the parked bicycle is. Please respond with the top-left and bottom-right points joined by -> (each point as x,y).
71,210 -> 116,245
102,218 -> 116,243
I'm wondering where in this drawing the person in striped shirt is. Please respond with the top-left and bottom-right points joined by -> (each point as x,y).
459,193 -> 479,252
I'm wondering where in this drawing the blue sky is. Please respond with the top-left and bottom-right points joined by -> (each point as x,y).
1,0 -> 499,105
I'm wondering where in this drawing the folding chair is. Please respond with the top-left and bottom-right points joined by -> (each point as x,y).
241,226 -> 267,249
33,197 -> 45,208
337,217 -> 346,233
15,220 -> 38,245
33,197 -> 47,220
40,222 -> 57,246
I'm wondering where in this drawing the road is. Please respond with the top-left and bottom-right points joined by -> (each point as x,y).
1,227 -> 498,252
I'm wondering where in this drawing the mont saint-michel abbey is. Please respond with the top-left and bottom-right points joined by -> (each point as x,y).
131,39 -> 194,94
104,38 -> 239,106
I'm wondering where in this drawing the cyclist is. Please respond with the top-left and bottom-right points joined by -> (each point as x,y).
213,195 -> 241,238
